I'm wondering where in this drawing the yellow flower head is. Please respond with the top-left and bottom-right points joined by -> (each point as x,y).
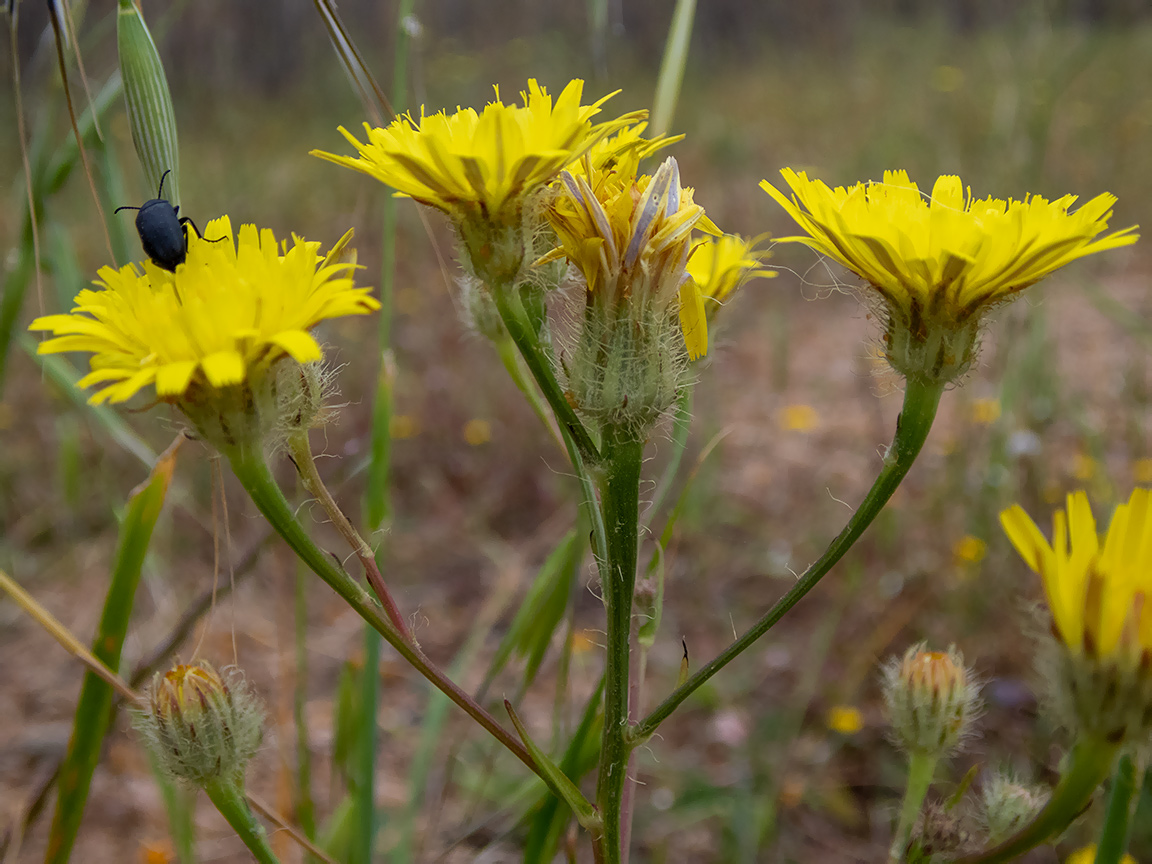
541,155 -> 719,428
1001,490 -> 1152,662
311,79 -> 642,230
546,156 -> 719,357
762,169 -> 1138,383
1002,489 -> 1152,741
687,233 -> 774,319
30,217 -> 378,406
568,121 -> 683,177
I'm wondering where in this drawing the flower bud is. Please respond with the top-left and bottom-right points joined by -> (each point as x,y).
882,644 -> 981,757
907,800 -> 976,863
135,662 -> 264,787
117,0 -> 181,205
977,774 -> 1048,845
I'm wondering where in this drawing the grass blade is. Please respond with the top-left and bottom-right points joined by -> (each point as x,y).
650,0 -> 697,138
44,436 -> 180,863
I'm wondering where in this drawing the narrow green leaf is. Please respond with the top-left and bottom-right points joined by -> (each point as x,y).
650,0 -> 697,138
145,749 -> 196,864
505,701 -> 600,833
483,530 -> 582,693
522,676 -> 604,863
45,437 -> 180,864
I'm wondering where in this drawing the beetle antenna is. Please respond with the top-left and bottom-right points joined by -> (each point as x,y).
156,168 -> 172,199
114,204 -> 141,214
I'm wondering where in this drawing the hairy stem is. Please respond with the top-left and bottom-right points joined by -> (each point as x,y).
203,779 -> 280,864
594,424 -> 645,864
225,441 -> 542,778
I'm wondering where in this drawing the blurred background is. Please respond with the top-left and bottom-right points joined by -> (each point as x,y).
2,1 -> 1152,861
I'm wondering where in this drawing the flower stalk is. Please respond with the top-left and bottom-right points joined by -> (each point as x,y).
490,276 -> 601,464
203,777 -> 281,864
950,737 -> 1119,864
286,430 -> 411,640
890,750 -> 939,863
594,422 -> 645,864
1094,755 -> 1139,864
222,438 -> 544,778
633,376 -> 945,741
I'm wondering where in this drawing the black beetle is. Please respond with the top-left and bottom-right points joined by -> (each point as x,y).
115,169 -> 210,272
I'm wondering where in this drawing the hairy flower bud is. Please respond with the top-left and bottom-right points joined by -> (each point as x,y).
977,774 -> 1048,845
882,644 -> 981,757
135,662 -> 264,787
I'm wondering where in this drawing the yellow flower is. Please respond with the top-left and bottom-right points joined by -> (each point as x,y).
953,534 -> 987,564
547,156 -> 719,355
762,169 -> 1138,383
568,122 -> 683,177
826,705 -> 864,735
311,79 -> 642,230
30,217 -> 377,405
970,398 -> 1001,425
687,233 -> 774,318
1066,846 -> 1136,864
541,155 -> 719,427
1001,489 -> 1152,662
780,404 -> 820,432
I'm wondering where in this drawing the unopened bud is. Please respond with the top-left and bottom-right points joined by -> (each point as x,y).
135,662 -> 264,787
117,0 -> 180,204
882,644 -> 981,757
977,774 -> 1048,845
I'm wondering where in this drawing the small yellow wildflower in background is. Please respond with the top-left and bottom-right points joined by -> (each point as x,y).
931,65 -> 965,93
1001,489 -> 1152,741
463,418 -> 492,446
970,398 -> 1001,425
1133,457 -> 1152,484
780,404 -> 820,432
687,233 -> 774,322
826,704 -> 864,734
1072,453 -> 1098,481
761,169 -> 1138,385
1065,846 -> 1136,864
390,414 -> 419,439
30,219 -> 376,406
952,535 -> 987,565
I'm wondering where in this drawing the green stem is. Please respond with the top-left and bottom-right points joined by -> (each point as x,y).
890,750 -> 939,863
224,441 -> 541,777
594,424 -> 645,864
633,377 -> 945,742
202,779 -> 280,864
292,562 -> 317,849
355,626 -> 380,864
1094,755 -> 1139,864
950,737 -> 1119,864
287,431 -> 411,640
490,279 -> 601,464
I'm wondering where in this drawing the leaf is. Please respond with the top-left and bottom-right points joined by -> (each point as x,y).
505,701 -> 601,834
45,436 -> 180,864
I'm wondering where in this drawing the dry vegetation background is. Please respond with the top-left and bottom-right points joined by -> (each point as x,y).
3,1 -> 1152,862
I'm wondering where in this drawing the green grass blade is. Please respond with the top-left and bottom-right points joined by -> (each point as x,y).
480,530 -> 582,696
19,334 -> 157,466
1,73 -> 122,397
145,750 -> 196,864
44,438 -> 179,863
650,0 -> 697,138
